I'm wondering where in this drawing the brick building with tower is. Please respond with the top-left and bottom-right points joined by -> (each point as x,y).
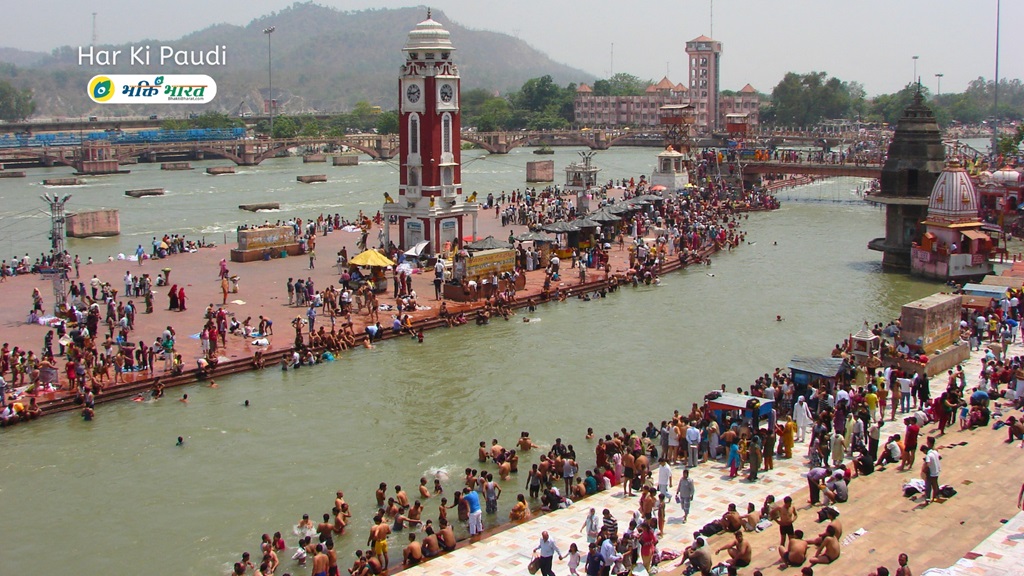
573,35 -> 760,133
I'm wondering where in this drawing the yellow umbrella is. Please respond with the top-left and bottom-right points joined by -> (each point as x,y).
349,249 -> 395,267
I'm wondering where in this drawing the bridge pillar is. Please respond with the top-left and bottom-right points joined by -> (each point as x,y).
740,171 -> 760,190
237,143 -> 258,165
587,131 -> 610,151
375,143 -> 391,160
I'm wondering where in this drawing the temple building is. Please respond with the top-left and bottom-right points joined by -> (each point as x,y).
866,90 -> 946,271
381,12 -> 479,254
911,159 -> 993,281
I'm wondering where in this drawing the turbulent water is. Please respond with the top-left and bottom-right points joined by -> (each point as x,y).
0,147 -> 939,575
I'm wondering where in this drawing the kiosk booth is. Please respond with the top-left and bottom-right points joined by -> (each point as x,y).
705,392 -> 774,429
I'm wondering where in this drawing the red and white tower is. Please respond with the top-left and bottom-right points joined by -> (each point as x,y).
383,11 -> 479,254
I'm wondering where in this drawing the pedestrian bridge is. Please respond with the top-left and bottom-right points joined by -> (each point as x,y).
740,161 -> 882,179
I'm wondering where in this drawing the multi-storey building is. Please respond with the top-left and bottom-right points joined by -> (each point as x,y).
573,36 -> 760,133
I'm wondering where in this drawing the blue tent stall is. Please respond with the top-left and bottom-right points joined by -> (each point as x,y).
705,392 -> 774,428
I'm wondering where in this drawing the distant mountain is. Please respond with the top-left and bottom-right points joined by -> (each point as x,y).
0,47 -> 48,68
0,3 -> 595,118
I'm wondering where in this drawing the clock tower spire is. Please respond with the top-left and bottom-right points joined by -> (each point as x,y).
383,12 -> 479,255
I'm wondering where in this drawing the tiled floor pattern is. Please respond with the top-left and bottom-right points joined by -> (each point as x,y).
400,338 -> 1024,575
934,512 -> 1024,576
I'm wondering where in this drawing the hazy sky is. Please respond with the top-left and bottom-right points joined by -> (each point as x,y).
2,0 -> 1020,97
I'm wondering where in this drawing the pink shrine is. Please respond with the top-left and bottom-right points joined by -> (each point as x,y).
381,12 -> 480,255
911,159 -> 994,281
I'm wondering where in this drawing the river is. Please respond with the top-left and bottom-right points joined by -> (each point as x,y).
0,146 -> 940,575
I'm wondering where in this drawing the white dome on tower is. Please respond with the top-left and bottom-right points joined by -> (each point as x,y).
927,159 -> 980,223
403,11 -> 455,55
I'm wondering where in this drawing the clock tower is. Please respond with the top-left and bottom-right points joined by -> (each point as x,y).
383,11 -> 479,255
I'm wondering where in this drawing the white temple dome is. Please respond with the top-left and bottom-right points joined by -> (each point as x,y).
404,12 -> 455,54
992,166 -> 1022,185
927,159 -> 980,222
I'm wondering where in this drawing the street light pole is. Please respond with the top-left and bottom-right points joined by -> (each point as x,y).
935,73 -> 943,97
912,55 -> 919,86
991,0 -> 1001,159
263,26 -> 275,138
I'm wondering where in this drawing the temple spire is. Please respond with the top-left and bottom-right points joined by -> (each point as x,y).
427,8 -> 431,19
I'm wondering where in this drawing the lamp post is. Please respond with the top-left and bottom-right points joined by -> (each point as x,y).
912,55 -> 919,86
991,0 -> 1001,159
263,26 -> 275,138
935,73 -> 943,97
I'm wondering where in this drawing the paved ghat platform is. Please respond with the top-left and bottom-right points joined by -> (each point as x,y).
397,338 -> 1024,576
0,187 -> 759,415
4,188 -> 1023,575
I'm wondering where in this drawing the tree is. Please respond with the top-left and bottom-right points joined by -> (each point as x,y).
298,116 -> 322,137
0,79 -> 35,121
350,101 -> 377,131
375,111 -> 399,135
460,88 -> 494,122
998,123 -> 1024,156
866,84 -> 923,125
271,116 -> 299,139
765,72 -> 861,127
515,75 -> 563,113
474,98 -> 513,132
161,119 -> 190,130
591,73 -> 648,97
325,113 -> 356,137
192,111 -> 242,129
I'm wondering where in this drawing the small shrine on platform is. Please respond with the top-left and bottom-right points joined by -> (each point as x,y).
650,146 -> 690,192
564,151 -> 601,213
75,141 -> 124,175
850,325 -> 881,364
910,159 -> 994,281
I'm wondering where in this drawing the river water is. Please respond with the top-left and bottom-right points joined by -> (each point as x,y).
0,147 -> 939,575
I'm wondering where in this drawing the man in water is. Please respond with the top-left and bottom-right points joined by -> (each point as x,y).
311,544 -> 329,576
437,518 -> 457,552
367,515 -> 391,571
402,533 -> 424,566
463,487 -> 483,537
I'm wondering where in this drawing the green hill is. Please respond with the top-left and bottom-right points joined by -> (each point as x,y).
0,3 -> 594,118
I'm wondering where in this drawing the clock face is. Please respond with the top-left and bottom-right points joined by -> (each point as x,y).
439,83 -> 454,103
406,84 -> 421,103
